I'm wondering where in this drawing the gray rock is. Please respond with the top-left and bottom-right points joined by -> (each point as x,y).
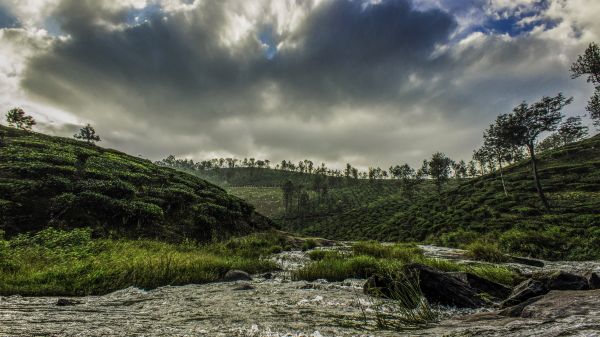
537,271 -> 589,291
405,264 -> 487,308
501,279 -> 548,308
450,272 -> 512,300
223,270 -> 252,282
364,264 -> 487,308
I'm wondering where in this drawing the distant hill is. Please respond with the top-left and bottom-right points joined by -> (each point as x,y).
0,125 -> 273,241
296,135 -> 600,260
187,166 -> 347,187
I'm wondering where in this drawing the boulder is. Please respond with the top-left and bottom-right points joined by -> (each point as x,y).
501,279 -> 548,308
586,272 -> 600,290
223,270 -> 252,282
536,271 -> 589,291
450,272 -> 512,300
404,264 -> 487,308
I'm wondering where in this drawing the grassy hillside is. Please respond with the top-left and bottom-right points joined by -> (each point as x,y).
296,135 -> 600,260
0,125 -> 272,241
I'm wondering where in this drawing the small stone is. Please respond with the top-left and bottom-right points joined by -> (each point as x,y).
232,282 -> 255,291
501,279 -> 548,308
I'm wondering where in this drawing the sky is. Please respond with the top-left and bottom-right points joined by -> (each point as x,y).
0,0 -> 598,169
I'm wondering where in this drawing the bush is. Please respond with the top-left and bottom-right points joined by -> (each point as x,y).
466,241 -> 509,263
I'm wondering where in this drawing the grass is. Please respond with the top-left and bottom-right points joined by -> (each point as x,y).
369,267 -> 439,329
292,241 -> 519,287
0,228 -> 289,296
465,241 -> 510,263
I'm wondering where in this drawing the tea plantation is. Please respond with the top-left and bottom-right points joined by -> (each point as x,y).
0,125 -> 272,241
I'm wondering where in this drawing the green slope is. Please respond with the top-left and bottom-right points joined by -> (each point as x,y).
296,135 -> 600,260
0,126 -> 272,241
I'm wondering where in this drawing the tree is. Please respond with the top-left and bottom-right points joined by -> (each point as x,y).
571,42 -> 600,127
498,94 -> 573,209
558,116 -> 588,144
538,116 -> 588,153
483,114 -> 517,197
282,180 -> 295,214
74,124 -> 101,144
467,160 -> 478,178
391,163 -> 421,198
6,108 -> 36,131
426,152 -> 453,194
453,160 -> 467,179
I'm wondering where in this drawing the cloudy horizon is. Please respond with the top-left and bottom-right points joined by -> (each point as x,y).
0,0 -> 598,169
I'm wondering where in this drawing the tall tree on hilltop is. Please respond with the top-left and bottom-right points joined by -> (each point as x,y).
425,152 -> 454,194
498,93 -> 572,209
571,42 -> 600,127
6,108 -> 36,131
74,124 -> 101,144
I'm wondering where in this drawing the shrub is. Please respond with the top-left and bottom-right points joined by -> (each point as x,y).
466,241 -> 509,263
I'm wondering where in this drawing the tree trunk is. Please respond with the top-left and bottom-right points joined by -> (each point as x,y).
527,144 -> 550,210
498,158 -> 508,197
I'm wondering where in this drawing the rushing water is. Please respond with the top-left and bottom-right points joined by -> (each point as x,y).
1,246 -> 599,337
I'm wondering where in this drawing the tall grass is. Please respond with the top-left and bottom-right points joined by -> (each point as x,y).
293,241 -> 519,286
0,228 -> 282,296
368,268 -> 439,329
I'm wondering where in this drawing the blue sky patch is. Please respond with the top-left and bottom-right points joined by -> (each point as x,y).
259,26 -> 278,60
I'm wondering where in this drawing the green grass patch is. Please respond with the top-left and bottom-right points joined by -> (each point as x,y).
0,228 -> 283,296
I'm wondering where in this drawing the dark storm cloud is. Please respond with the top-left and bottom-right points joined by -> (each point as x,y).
269,0 -> 457,106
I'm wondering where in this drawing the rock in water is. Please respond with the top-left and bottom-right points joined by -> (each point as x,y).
56,298 -> 81,306
232,282 -> 255,291
404,264 -> 486,308
223,270 -> 252,282
586,272 -> 600,290
501,279 -> 548,308
537,271 -> 589,291
450,272 -> 512,300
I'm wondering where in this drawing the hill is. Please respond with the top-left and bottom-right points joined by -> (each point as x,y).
295,135 -> 600,260
0,125 -> 272,241
181,166 -> 347,187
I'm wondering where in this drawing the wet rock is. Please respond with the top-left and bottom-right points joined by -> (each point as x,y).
450,272 -> 512,300
498,296 -> 544,317
509,256 -> 545,267
223,270 -> 252,282
501,279 -> 548,308
232,282 -> 255,291
406,264 -> 486,308
261,272 -> 273,280
586,272 -> 600,290
536,271 -> 589,291
56,298 -> 81,306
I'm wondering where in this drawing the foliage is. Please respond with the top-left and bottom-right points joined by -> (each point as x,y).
74,123 -> 101,143
571,42 -> 600,126
466,241 -> 509,263
287,135 -> 600,260
5,108 -> 36,131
